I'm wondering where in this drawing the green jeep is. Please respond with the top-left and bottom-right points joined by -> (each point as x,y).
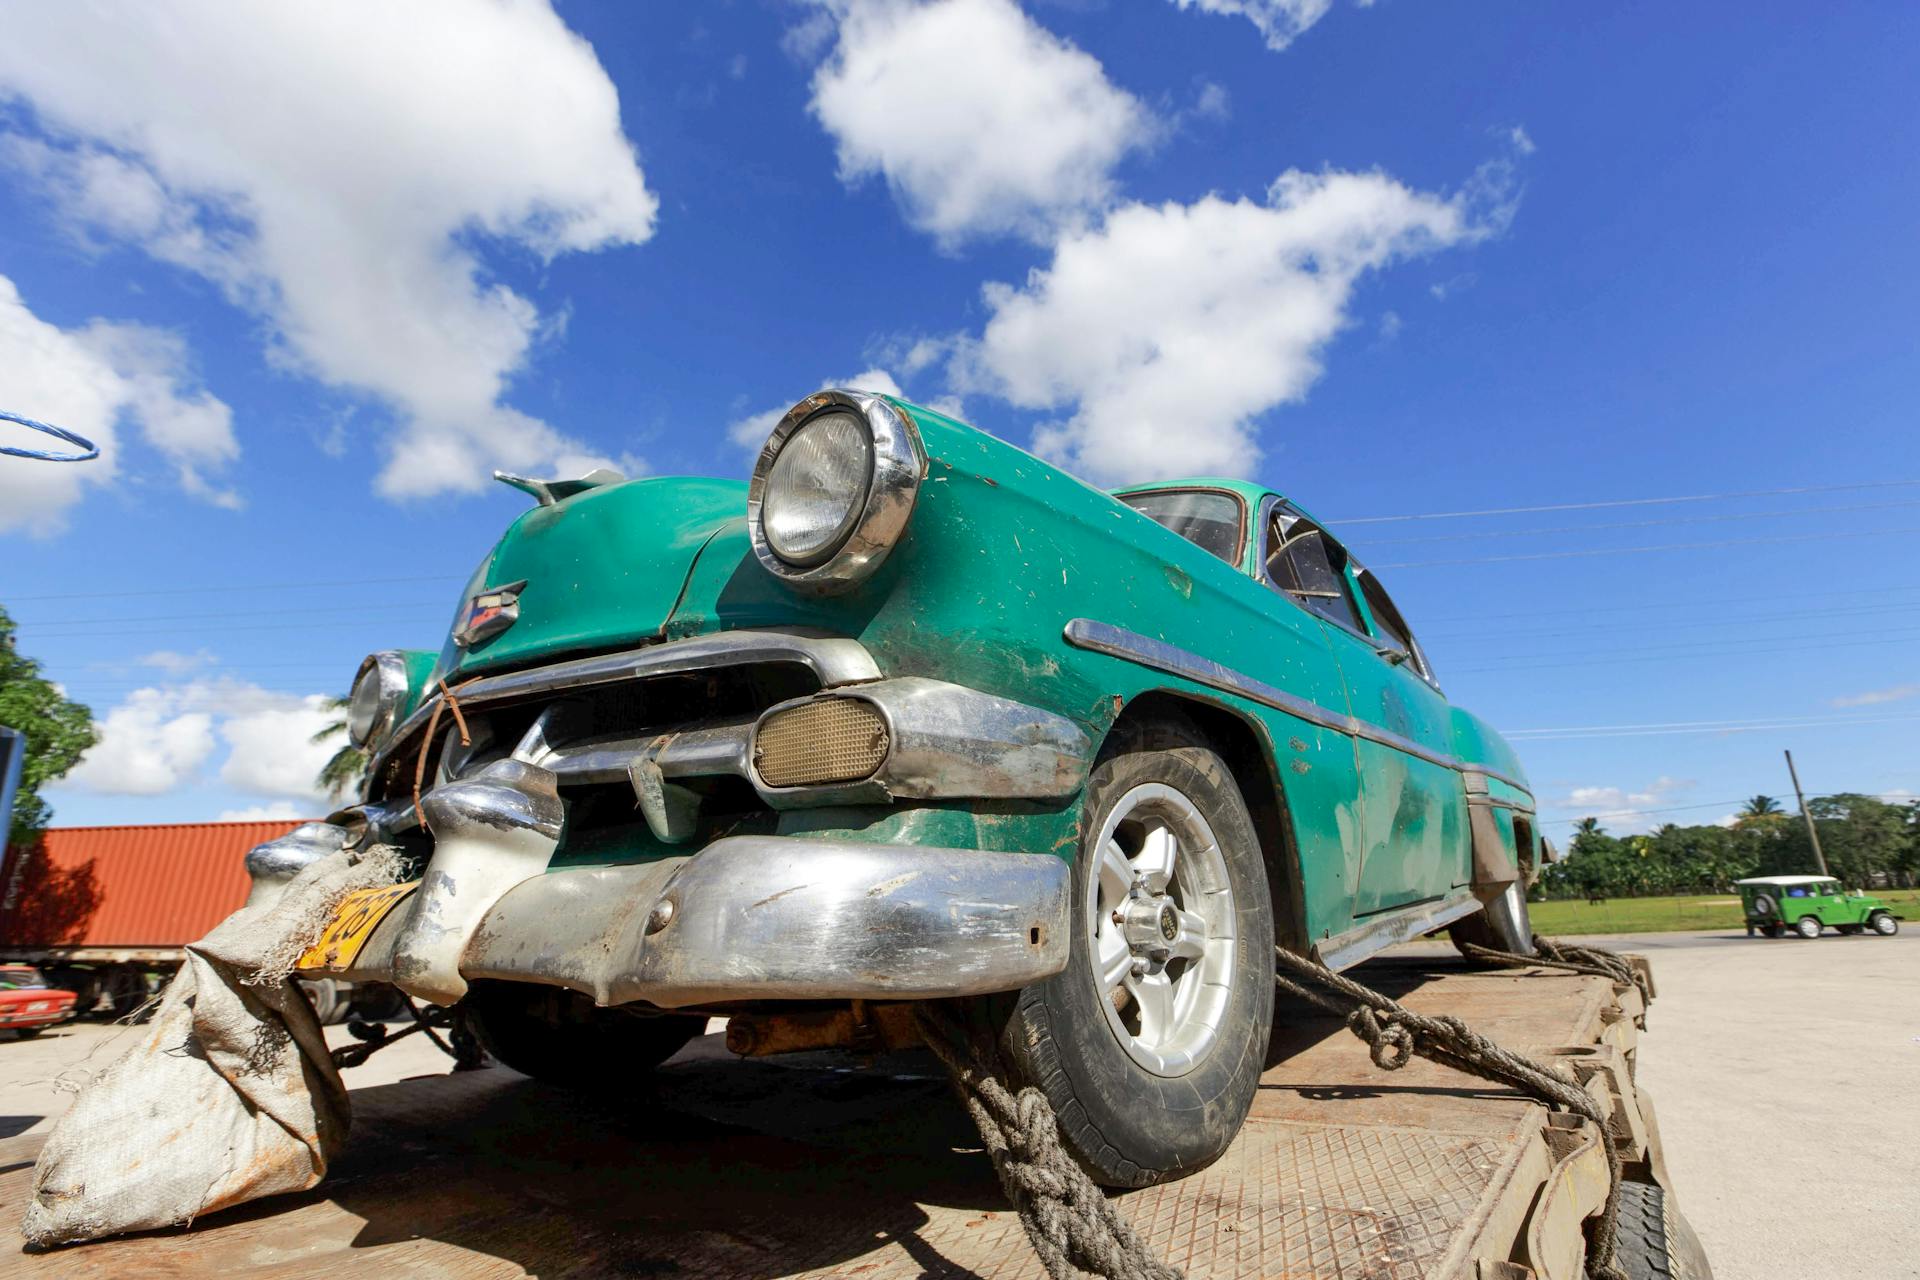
1736,875 -> 1901,938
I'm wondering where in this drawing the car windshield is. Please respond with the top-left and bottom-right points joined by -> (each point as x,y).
1118,489 -> 1244,565
0,968 -> 46,989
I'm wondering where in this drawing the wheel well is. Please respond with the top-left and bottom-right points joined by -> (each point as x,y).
1103,690 -> 1308,952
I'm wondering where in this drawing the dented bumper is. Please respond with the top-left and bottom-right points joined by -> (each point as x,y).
277,762 -> 1071,1009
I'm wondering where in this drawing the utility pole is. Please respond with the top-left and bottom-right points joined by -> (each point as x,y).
1783,749 -> 1830,877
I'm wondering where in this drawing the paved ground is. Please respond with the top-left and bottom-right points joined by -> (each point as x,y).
2,930 -> 1913,1277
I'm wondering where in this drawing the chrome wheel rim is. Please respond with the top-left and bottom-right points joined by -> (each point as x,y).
1085,782 -> 1236,1077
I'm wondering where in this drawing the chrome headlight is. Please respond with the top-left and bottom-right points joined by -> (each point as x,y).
748,389 -> 924,591
347,651 -> 410,748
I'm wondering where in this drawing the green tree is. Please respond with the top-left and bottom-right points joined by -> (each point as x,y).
1806,794 -> 1907,885
311,695 -> 367,800
0,605 -> 98,846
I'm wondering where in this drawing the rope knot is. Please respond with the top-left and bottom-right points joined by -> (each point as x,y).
1345,1005 -> 1416,1070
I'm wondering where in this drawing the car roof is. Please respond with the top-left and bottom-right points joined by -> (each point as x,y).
1112,478 -> 1342,530
1733,875 -> 1839,886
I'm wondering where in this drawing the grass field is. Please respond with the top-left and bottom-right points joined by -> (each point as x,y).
1529,886 -> 1920,936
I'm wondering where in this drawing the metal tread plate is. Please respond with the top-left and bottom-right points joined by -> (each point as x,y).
0,961 -> 1632,1279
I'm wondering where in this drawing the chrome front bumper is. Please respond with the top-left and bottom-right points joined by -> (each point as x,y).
303,824 -> 1071,1009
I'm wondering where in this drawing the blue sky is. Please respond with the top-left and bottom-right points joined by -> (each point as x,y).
1,0 -> 1915,834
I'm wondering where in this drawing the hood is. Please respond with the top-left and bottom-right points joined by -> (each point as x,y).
435,476 -> 748,679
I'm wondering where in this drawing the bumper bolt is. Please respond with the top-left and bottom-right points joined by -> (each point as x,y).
646,898 -> 677,934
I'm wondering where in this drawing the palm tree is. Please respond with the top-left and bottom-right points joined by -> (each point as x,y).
1574,816 -> 1602,836
312,695 -> 368,800
1734,795 -> 1786,830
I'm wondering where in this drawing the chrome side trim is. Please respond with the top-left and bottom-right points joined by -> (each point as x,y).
370,627 -> 883,778
458,838 -> 1072,1007
1062,618 -> 1533,796
1311,892 -> 1482,972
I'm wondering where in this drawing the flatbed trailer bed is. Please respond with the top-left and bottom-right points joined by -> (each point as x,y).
0,953 -> 1681,1279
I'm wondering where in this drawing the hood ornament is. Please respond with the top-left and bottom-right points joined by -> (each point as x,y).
493,468 -> 625,507
454,579 -> 526,649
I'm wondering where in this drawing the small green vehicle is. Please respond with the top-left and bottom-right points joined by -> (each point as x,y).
1735,875 -> 1902,938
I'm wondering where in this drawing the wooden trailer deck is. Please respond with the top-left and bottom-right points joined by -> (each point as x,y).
0,954 -> 1666,1279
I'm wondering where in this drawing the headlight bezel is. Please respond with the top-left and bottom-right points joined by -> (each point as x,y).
747,389 -> 924,592
347,650 -> 411,749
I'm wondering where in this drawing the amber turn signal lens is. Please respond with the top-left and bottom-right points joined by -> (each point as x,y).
754,698 -> 889,787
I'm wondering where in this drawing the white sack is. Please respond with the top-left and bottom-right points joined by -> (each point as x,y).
22,846 -> 401,1248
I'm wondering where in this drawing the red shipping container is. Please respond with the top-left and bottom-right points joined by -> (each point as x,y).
0,821 -> 303,950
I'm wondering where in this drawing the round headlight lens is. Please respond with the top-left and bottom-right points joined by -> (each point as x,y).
347,652 -> 406,749
762,411 -> 873,566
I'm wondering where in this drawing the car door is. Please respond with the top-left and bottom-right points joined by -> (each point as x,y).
1262,501 -> 1470,916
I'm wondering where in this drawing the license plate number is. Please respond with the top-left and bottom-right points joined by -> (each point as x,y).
298,881 -> 419,972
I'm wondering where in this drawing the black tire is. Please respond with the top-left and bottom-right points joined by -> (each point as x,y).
1610,1180 -> 1715,1280
1870,911 -> 1899,936
462,981 -> 705,1090
1795,915 -> 1822,940
298,977 -> 344,1025
1449,880 -> 1535,959
997,739 -> 1274,1188
13,1028 -> 44,1040
1836,923 -> 1861,936
1760,924 -> 1781,938
1751,893 -> 1777,919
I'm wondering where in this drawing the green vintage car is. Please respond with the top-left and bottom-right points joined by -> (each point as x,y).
260,388 -> 1550,1187
1736,875 -> 1902,938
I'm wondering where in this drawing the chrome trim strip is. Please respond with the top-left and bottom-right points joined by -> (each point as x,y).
1311,892 -> 1482,972
1062,618 -> 1532,796
370,627 -> 883,778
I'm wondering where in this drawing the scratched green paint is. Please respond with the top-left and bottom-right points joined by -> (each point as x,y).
395,398 -> 1533,946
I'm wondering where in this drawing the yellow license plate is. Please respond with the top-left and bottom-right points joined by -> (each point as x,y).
298,881 -> 419,972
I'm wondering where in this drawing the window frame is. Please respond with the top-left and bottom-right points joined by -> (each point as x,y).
1115,485 -> 1250,568
1351,564 -> 1440,688
1256,497 -> 1369,637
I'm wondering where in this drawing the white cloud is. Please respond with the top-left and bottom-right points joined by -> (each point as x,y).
953,164 -> 1514,485
727,369 -> 906,450
63,692 -> 218,796
137,649 -> 219,676
0,1 -> 656,499
0,275 -> 237,533
56,679 -> 336,808
1556,776 -> 1694,834
218,695 -> 337,800
1167,0 -> 1336,52
218,802 -> 312,823
1832,683 -> 1920,708
808,0 -> 1156,246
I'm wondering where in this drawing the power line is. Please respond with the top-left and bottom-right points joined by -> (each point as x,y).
1357,498 -> 1920,546
1505,713 -> 1920,742
1418,582 -> 1920,627
1337,479 -> 1920,525
1372,524 -> 1920,569
1453,622 -> 1920,665
1445,631 -> 1920,675
1537,792 -> 1916,826
16,603 -> 435,628
1423,598 -> 1920,644
1503,711 -> 1920,735
6,574 -> 454,603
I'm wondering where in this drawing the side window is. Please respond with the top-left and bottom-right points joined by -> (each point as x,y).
1265,510 -> 1363,632
1117,489 -> 1246,565
1356,568 -> 1437,683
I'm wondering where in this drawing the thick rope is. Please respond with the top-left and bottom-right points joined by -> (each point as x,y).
913,1002 -> 1183,1280
918,940 -> 1640,1280
1270,946 -> 1629,1280
1462,933 -> 1653,1012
